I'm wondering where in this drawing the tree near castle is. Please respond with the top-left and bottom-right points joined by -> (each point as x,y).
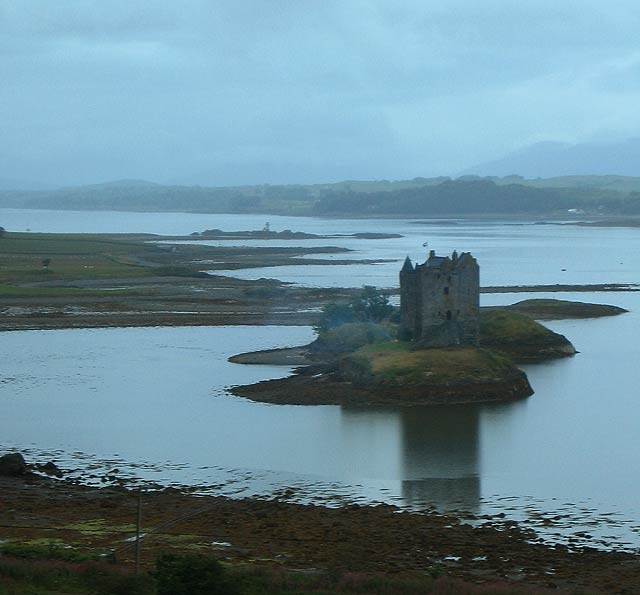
314,286 -> 393,333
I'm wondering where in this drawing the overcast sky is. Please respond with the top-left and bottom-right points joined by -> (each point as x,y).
2,1 -> 640,186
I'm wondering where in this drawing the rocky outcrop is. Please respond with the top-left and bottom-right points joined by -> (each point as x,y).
0,453 -> 28,476
0,453 -> 63,478
229,346 -> 313,365
34,461 -> 63,478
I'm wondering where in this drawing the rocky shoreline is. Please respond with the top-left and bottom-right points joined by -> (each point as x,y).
1,472 -> 639,594
230,363 -> 533,406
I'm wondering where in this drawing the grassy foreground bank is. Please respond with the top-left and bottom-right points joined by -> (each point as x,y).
0,555 -> 545,595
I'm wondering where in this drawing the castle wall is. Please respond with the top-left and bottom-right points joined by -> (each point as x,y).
400,251 -> 479,346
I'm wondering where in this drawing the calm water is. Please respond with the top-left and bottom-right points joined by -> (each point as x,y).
1,208 -> 640,549
3,207 -> 640,287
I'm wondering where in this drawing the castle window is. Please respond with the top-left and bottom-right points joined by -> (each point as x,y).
446,310 -> 452,320
443,287 -> 449,295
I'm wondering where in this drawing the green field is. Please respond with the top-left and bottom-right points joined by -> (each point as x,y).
0,233 -> 160,285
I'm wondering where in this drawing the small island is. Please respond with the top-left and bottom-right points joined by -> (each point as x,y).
190,227 -> 403,240
228,308 -> 577,406
503,298 -> 628,320
230,250 -> 608,407
231,336 -> 534,406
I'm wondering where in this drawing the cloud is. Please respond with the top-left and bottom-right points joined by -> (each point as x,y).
1,1 -> 640,185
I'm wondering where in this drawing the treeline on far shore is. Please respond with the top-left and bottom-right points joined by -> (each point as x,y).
3,175 -> 640,217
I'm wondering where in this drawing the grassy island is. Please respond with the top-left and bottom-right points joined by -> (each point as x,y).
231,338 -> 533,406
230,301 -> 588,406
339,342 -> 532,405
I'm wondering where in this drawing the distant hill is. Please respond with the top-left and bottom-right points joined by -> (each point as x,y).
0,177 -> 451,215
465,138 -> 640,178
311,179 -> 640,217
510,174 -> 640,193
2,176 -> 640,217
456,174 -> 640,194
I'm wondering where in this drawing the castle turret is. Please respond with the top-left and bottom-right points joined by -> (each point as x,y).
401,256 -> 414,273
399,256 -> 418,339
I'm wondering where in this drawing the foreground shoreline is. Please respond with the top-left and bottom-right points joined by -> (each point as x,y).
2,473 -> 639,594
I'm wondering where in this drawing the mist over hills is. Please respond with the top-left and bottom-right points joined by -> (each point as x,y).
59,179 -> 161,190
465,138 -> 640,178
0,177 -> 57,191
3,134 -> 640,219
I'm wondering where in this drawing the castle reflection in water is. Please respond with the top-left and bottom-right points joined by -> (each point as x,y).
400,406 -> 481,513
340,404 -> 482,513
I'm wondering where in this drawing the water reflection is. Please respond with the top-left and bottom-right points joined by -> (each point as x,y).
400,406 -> 481,512
338,407 -> 403,479
339,404 -> 482,513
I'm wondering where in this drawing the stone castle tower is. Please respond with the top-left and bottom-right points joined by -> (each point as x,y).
400,250 -> 479,346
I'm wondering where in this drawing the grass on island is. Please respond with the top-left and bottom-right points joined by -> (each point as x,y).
345,341 -> 514,385
479,308 -> 555,344
479,309 -> 573,360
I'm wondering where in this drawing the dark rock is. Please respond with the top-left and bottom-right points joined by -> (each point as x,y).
229,346 -> 313,365
0,452 -> 28,477
35,461 -> 63,477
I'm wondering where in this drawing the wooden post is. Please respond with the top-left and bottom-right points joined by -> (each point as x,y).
135,490 -> 142,574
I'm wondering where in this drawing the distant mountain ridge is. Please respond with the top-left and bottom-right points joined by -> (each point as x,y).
465,138 -> 640,178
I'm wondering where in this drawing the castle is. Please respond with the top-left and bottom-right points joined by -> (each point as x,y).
400,249 -> 479,347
